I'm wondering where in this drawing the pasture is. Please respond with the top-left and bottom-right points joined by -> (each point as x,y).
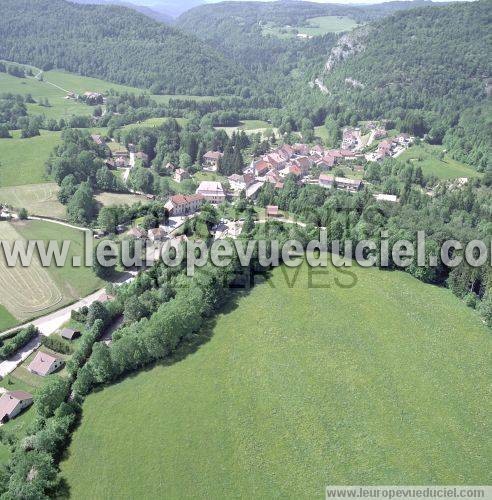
0,71 -> 93,121
300,16 -> 359,35
95,191 -> 148,207
398,144 -> 479,179
0,222 -> 62,321
216,120 -> 276,138
1,64 -> 218,122
0,305 -> 17,332
0,183 -> 65,218
0,131 -> 61,187
61,261 -> 491,498
0,220 -> 103,325
262,16 -> 358,39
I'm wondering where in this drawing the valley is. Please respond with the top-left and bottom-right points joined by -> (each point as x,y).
0,0 -> 490,497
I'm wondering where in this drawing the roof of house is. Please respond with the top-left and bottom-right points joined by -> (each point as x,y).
289,165 -> 302,176
128,227 -> 147,238
319,173 -> 334,182
266,205 -> 279,216
28,352 -> 61,376
148,227 -> 166,237
168,194 -> 204,206
0,391 -> 33,419
196,181 -> 225,195
60,328 -> 80,340
255,161 -> 270,174
228,174 -> 244,183
203,151 -> 223,160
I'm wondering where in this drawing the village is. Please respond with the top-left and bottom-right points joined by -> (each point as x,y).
88,121 -> 414,242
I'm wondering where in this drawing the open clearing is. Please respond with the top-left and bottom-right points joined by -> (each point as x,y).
398,144 -> 479,179
0,183 -> 65,219
1,63 -> 219,121
301,16 -> 359,35
95,191 -> 148,207
0,222 -> 62,321
262,16 -> 358,39
61,261 -> 491,498
0,220 -> 103,325
0,130 -> 61,187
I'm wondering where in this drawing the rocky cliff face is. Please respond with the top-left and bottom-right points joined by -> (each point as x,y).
324,26 -> 371,73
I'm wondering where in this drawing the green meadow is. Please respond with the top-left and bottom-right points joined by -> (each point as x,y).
398,144 -> 479,179
263,15 -> 358,39
61,261 -> 491,498
0,220 -> 103,328
0,130 -> 61,187
1,64 -> 218,122
301,16 -> 359,35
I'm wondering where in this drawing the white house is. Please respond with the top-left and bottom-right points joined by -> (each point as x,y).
27,352 -> 64,377
0,391 -> 33,423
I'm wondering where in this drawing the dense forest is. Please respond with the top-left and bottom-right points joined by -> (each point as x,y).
0,0 -> 252,95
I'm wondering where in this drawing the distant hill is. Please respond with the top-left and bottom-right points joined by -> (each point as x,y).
315,0 -> 491,168
70,0 -> 174,23
0,0 -> 252,95
175,0 -> 439,75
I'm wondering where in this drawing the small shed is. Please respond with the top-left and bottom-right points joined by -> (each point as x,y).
60,328 -> 81,341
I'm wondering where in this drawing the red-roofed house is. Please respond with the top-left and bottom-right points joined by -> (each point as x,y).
254,160 -> 270,177
165,194 -> 204,216
266,205 -> 279,218
289,165 -> 302,177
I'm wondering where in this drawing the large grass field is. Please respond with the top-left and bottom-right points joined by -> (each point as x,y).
0,220 -> 103,326
0,71 -> 94,121
95,191 -> 148,207
0,130 -> 61,187
1,63 -> 219,121
301,16 -> 359,35
61,261 -> 491,498
0,183 -> 65,219
263,15 -> 358,39
398,144 -> 479,179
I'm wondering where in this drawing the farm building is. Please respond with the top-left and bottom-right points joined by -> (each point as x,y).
0,391 -> 33,423
28,351 -> 64,377
60,328 -> 81,341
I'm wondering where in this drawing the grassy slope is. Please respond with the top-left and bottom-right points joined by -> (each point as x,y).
61,261 -> 491,498
0,71 -> 94,120
301,15 -> 359,35
0,305 -> 17,331
398,144 -> 479,179
14,220 -> 104,300
0,130 -> 61,187
0,183 -> 65,219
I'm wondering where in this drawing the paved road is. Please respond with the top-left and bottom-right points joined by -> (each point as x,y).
28,216 -> 89,232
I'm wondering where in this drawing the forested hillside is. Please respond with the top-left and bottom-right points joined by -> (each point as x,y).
316,0 -> 491,169
0,0 -> 252,95
176,0 -> 433,73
